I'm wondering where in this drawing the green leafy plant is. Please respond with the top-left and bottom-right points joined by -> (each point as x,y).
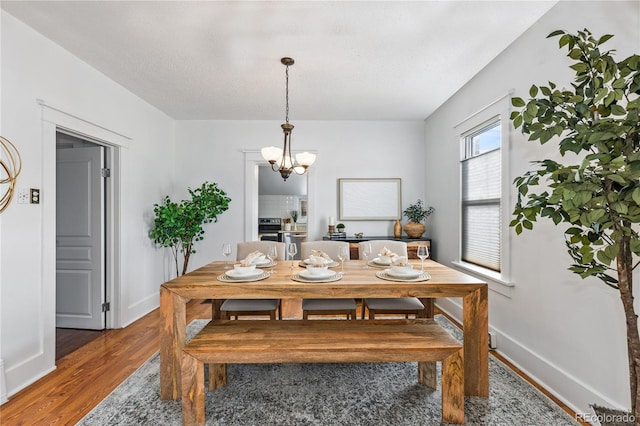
291,210 -> 298,223
336,223 -> 345,230
510,29 -> 640,421
149,182 -> 231,276
403,199 -> 435,223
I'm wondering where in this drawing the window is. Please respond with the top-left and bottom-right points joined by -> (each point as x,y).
461,120 -> 501,272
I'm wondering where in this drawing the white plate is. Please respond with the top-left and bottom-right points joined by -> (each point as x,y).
384,268 -> 422,279
292,272 -> 343,283
375,270 -> 431,282
254,258 -> 272,266
299,269 -> 337,280
225,269 -> 263,279
373,257 -> 391,266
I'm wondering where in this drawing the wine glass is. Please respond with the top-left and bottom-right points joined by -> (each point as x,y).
267,245 -> 278,265
362,243 -> 373,269
221,242 -> 232,269
337,245 -> 349,274
417,244 -> 429,272
287,243 -> 298,272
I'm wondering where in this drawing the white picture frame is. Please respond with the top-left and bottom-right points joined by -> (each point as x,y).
338,178 -> 401,220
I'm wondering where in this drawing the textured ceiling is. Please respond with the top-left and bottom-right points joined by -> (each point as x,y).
2,1 -> 558,121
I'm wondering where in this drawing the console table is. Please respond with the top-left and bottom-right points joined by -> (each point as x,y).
322,236 -> 431,260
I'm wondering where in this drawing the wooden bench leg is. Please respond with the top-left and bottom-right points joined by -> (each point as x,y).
417,361 -> 437,388
181,352 -> 205,426
441,348 -> 464,425
208,363 -> 227,390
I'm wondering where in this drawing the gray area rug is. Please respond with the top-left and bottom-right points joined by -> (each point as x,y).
78,316 -> 578,425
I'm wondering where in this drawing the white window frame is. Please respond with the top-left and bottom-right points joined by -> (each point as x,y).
452,94 -> 514,297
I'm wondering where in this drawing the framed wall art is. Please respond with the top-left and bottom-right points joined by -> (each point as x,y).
338,178 -> 401,220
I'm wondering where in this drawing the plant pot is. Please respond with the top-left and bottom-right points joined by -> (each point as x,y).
403,222 -> 425,238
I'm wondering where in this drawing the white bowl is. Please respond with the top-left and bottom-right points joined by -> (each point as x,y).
306,264 -> 329,276
376,255 -> 392,265
250,254 -> 266,264
390,264 -> 414,275
233,264 -> 257,275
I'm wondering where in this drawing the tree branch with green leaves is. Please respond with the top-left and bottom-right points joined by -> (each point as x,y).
510,28 -> 640,421
149,182 -> 231,277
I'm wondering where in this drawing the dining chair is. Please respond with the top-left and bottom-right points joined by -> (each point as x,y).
358,240 -> 426,320
300,241 -> 357,320
219,241 -> 286,320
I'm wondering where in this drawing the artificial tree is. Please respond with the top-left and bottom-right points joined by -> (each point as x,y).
510,29 -> 640,422
149,181 -> 231,276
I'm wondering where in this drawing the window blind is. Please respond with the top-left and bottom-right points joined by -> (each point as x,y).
461,148 -> 501,271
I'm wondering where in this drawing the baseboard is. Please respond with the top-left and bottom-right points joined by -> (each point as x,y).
436,298 -> 625,416
5,363 -> 56,399
123,293 -> 159,327
1,359 -> 7,405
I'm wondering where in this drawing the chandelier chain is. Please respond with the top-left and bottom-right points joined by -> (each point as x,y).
285,64 -> 290,124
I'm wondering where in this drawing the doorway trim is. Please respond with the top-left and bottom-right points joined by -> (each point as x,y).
243,150 -> 317,241
40,99 -> 130,332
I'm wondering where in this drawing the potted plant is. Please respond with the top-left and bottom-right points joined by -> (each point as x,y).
336,223 -> 346,233
403,200 -> 434,238
149,181 -> 231,277
291,210 -> 299,230
510,29 -> 640,424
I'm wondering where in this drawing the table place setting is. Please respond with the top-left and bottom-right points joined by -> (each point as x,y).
366,246 -> 401,268
374,256 -> 431,282
292,257 -> 343,283
242,249 -> 278,268
217,251 -> 275,282
298,250 -> 339,268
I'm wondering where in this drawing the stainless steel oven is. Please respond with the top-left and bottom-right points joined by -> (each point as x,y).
258,217 -> 282,241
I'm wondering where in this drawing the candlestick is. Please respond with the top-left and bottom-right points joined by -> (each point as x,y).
329,216 -> 334,226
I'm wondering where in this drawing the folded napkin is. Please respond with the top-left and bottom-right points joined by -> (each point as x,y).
241,251 -> 264,266
379,247 -> 401,263
391,256 -> 409,266
306,255 -> 328,266
310,250 -> 333,262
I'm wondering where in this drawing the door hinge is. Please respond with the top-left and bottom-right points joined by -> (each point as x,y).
102,302 -> 110,312
101,168 -> 111,178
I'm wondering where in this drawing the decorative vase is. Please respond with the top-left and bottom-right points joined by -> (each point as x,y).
403,222 -> 425,239
393,219 -> 402,238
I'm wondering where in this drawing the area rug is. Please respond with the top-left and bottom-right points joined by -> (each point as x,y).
78,316 -> 579,425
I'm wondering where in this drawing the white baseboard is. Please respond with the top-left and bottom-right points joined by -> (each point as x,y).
436,298 -> 626,416
1,359 -> 7,405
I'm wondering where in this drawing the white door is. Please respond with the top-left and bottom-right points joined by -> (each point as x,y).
56,146 -> 105,330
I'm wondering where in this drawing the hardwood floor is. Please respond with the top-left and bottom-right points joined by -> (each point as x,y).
56,328 -> 105,360
0,299 -> 586,425
0,299 -> 211,425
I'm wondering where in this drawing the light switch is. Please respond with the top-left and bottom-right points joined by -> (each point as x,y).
17,188 -> 29,204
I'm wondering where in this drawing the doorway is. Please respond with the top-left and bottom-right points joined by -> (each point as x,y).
55,132 -> 111,354
244,150 -> 316,242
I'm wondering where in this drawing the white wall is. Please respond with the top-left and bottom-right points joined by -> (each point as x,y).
425,0 -> 640,414
0,12 -> 175,397
173,120 -> 426,270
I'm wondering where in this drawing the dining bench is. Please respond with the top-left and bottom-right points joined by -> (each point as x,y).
180,319 -> 464,425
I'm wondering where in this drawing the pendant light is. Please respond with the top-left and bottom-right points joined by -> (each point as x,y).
261,57 -> 315,181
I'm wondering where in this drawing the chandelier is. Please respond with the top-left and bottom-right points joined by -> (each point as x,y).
261,57 -> 316,181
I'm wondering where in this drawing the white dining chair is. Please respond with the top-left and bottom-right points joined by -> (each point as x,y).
358,240 -> 425,319
300,241 -> 357,320
219,241 -> 286,320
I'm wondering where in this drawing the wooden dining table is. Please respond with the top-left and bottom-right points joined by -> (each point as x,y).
159,258 -> 488,401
